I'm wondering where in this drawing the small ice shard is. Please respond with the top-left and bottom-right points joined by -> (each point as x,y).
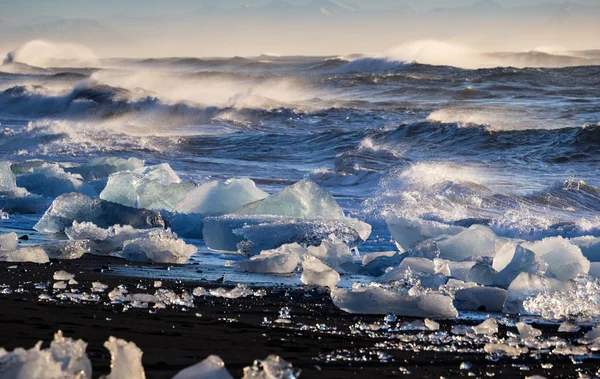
516,322 -> 542,339
425,318 -> 440,331
0,246 -> 49,263
301,256 -> 340,288
122,235 -> 197,264
153,281 -> 162,288
236,179 -> 344,219
445,279 -> 478,292
330,286 -> 458,318
558,321 -> 580,333
192,287 -> 207,297
522,237 -> 590,281
435,259 -> 476,282
0,232 -> 18,251
241,355 -> 300,379
484,343 -> 527,356
67,157 -> 144,181
494,245 -> 548,288
235,243 -> 304,274
436,225 -> 507,261
0,331 -> 92,379
379,257 -> 435,282
175,178 -> 268,216
454,287 -> 507,313
362,251 -> 404,276
102,337 -> 145,379
472,318 -> 498,336
53,281 -> 67,289
42,240 -> 90,260
17,164 -> 96,198
306,237 -> 354,269
209,284 -> 254,299
552,345 -> 588,356
385,214 -> 464,252
92,282 -> 108,293
503,273 -> 574,314
585,325 -> 600,340
34,193 -> 166,233
401,319 -> 440,331
53,271 -> 75,281
173,355 -> 233,379
465,263 -> 497,286
100,163 -> 194,212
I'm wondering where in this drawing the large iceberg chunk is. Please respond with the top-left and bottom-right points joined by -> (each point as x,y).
34,193 -> 166,233
102,337 -> 145,379
436,225 -> 507,261
522,237 -> 590,281
67,157 -> 144,181
17,164 -> 96,198
503,272 -> 574,314
386,214 -> 464,252
495,245 -> 549,288
122,235 -> 198,264
454,286 -> 507,312
361,251 -> 404,276
305,236 -> 354,269
0,232 -> 19,252
0,246 -> 49,263
301,256 -> 340,288
173,355 -> 233,379
570,236 -> 600,262
235,243 -> 304,274
175,178 -> 268,216
100,163 -> 194,211
330,286 -> 458,318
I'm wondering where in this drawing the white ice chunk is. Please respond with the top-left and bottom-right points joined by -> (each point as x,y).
175,178 -> 268,216
361,251 -> 404,277
236,179 -> 344,219
437,225 -> 507,261
209,283 -> 254,299
101,337 -> 145,379
385,215 -> 465,252
435,259 -> 476,281
380,257 -> 435,282
454,286 -> 507,313
100,163 -> 193,211
235,243 -> 304,274
0,246 -> 49,263
301,256 -> 340,288
484,343 -> 527,357
472,318 -> 498,336
0,232 -> 18,251
68,157 -> 144,181
34,193 -> 166,233
570,236 -> 600,262
53,270 -> 75,281
42,240 -> 90,260
495,245 -> 549,288
173,355 -> 233,379
122,235 -> 197,264
0,161 -> 27,196
491,239 -> 520,272
516,322 -> 542,339
523,237 -> 590,281
558,321 -> 580,333
17,164 -> 96,198
242,355 -> 300,379
465,263 -> 497,286
330,286 -> 458,318
306,236 -> 354,270
0,331 -> 92,379
503,273 -> 574,314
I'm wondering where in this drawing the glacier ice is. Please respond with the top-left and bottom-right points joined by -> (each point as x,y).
305,236 -> 354,270
472,318 -> 498,336
301,256 -> 340,288
235,178 -> 344,219
330,286 -> 458,318
0,331 -> 92,379
495,245 -> 548,288
241,355 -> 300,379
379,257 -> 435,282
34,193 -> 166,233
235,243 -> 304,274
436,225 -> 507,261
175,178 -> 268,216
102,337 -> 145,379
361,251 -> 404,277
0,232 -> 18,251
100,163 -> 193,211
16,164 -> 96,198
503,272 -> 574,314
122,235 -> 198,264
173,355 -> 233,379
454,286 -> 507,312
570,236 -> 600,262
53,270 -> 75,281
42,240 -> 90,260
516,322 -> 542,339
0,161 -> 27,196
385,214 -> 464,252
0,246 -> 49,263
522,237 -> 590,281
465,263 -> 497,286
67,157 -> 144,181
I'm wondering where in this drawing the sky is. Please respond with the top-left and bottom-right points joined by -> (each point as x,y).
0,0 -> 599,57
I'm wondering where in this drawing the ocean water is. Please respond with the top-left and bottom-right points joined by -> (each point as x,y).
1,54 -> 600,284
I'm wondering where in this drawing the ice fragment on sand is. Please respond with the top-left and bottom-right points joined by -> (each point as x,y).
192,287 -> 207,297
235,243 -> 304,274
236,178 -> 344,219
42,240 -> 90,260
301,256 -> 340,288
385,214 -> 464,252
122,235 -> 197,264
331,286 -> 458,318
495,245 -> 548,288
173,355 -> 233,379
0,246 -> 49,263
0,232 -> 18,251
34,193 -> 165,233
53,281 -> 67,289
484,343 -> 527,357
0,331 -> 92,379
472,318 -> 498,336
100,163 -> 193,211
454,286 -> 507,312
175,178 -> 268,216
585,325 -> 600,340
503,273 -> 574,314
53,271 -> 75,281
92,282 -> 108,293
522,237 -> 590,281
17,164 -> 96,198
516,322 -> 542,339
209,284 -> 254,299
102,337 -> 145,379
242,355 -> 300,379
558,321 -> 580,333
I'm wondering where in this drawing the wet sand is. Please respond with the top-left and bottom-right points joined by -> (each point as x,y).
0,256 -> 597,378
